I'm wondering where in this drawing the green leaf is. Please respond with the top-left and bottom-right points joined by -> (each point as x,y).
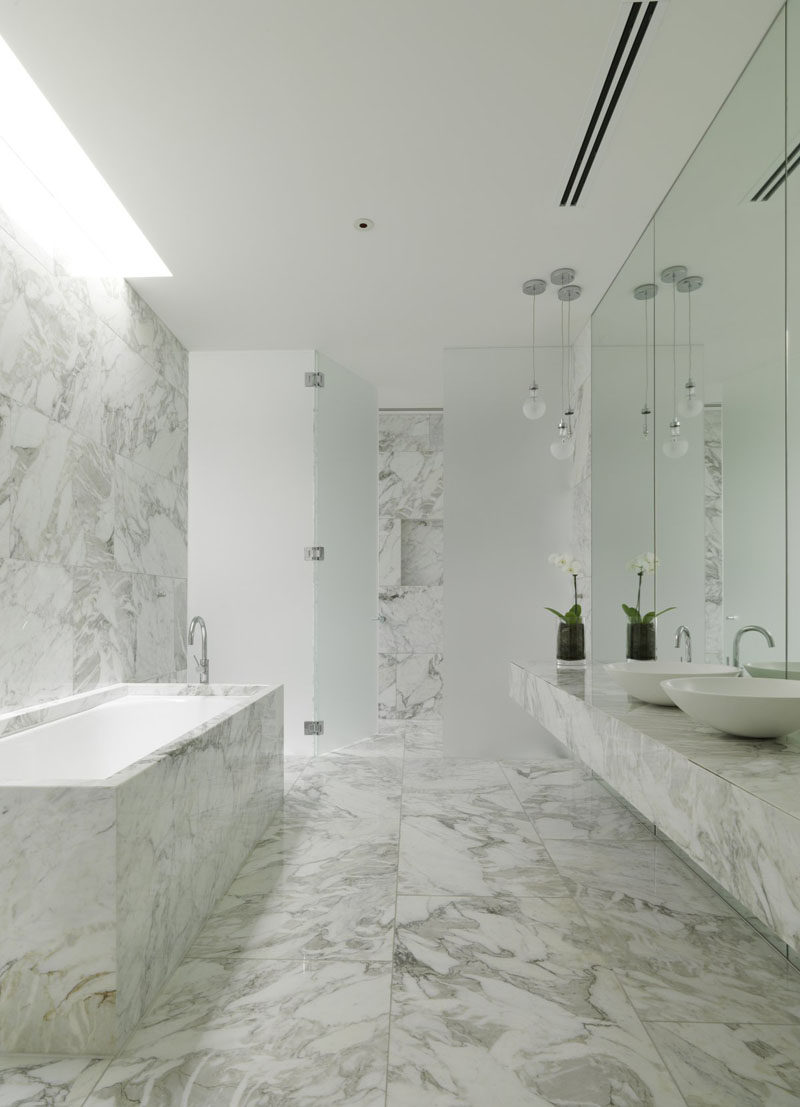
642,606 -> 676,623
545,607 -> 566,621
621,604 -> 641,622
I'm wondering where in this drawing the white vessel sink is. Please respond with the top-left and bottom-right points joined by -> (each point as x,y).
745,661 -> 800,681
604,661 -> 739,706
662,676 -> 800,738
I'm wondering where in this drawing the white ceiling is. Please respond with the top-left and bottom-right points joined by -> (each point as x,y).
0,0 -> 785,405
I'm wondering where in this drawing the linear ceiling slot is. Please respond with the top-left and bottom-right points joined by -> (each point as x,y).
750,141 -> 800,202
560,1 -> 658,208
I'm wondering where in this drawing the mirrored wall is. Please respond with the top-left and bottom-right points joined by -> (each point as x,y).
593,2 -> 797,672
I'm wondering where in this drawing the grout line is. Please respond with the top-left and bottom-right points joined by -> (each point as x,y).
382,727 -> 406,1104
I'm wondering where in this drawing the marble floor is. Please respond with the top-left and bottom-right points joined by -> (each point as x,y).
4,722 -> 800,1105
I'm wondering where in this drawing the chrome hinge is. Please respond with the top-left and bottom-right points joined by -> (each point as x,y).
304,721 -> 324,736
305,371 -> 325,388
304,546 -> 325,561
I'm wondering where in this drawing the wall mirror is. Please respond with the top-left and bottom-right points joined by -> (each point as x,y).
593,3 -> 795,674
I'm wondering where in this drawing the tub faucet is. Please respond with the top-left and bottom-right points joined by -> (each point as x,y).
188,616 -> 209,684
732,625 -> 775,673
674,625 -> 692,663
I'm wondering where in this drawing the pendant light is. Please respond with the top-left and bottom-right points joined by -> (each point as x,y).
522,278 -> 547,419
677,274 -> 704,418
550,269 -> 580,460
661,265 -> 689,459
634,283 -> 657,438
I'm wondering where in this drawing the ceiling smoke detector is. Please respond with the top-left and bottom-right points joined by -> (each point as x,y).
354,218 -> 374,231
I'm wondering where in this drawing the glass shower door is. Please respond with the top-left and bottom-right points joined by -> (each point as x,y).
313,352 -> 378,753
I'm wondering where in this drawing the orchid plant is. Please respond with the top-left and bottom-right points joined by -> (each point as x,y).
546,553 -> 582,626
622,552 -> 674,623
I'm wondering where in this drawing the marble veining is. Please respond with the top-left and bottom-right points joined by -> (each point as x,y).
378,412 -> 444,720
704,405 -> 724,663
6,724 -> 800,1104
510,661 -> 800,952
0,200 -> 188,709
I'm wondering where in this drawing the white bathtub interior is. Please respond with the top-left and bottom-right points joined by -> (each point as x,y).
0,694 -> 251,783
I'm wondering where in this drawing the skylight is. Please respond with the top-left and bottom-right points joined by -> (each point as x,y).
0,34 -> 170,277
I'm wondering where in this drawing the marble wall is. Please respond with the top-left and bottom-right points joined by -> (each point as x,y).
704,406 -> 724,662
378,412 -> 444,718
0,206 -> 188,710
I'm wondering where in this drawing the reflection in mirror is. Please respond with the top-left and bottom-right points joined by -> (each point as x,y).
592,7 -> 789,669
591,222 -> 656,661
789,0 -> 800,678
653,7 -> 786,668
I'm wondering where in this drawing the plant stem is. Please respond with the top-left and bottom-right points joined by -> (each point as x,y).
573,573 -> 578,612
636,571 -> 643,614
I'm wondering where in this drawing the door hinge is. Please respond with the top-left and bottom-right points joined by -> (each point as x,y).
304,546 -> 325,561
304,720 -> 324,736
305,371 -> 325,388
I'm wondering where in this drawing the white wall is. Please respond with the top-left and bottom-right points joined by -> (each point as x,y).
189,350 -> 316,754
443,347 -> 571,759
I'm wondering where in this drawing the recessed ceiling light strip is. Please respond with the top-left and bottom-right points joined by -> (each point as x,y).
560,1 -> 658,208
751,140 -> 800,202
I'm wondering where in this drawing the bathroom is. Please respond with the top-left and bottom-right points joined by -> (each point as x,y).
2,0 -> 800,1102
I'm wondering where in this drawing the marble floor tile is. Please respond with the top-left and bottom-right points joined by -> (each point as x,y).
403,723 -> 444,757
0,1056 -> 109,1107
83,958 -> 391,1106
545,837 -> 732,914
575,887 -> 800,1024
190,880 -> 397,963
387,955 -> 685,1106
646,1021 -> 800,1107
398,809 -> 568,897
328,734 -> 405,759
501,759 -> 594,804
403,757 -> 510,795
522,779 -> 655,841
228,815 -> 399,897
284,755 -> 309,794
285,756 -> 402,822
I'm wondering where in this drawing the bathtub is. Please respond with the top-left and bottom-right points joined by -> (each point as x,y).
0,682 -> 283,1055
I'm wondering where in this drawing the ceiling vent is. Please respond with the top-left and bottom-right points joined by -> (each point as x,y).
560,1 -> 659,207
750,140 -> 800,202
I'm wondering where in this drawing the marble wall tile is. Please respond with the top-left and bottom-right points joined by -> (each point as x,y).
429,412 -> 443,451
0,559 -> 74,707
0,207 -> 188,708
379,586 -> 444,653
379,412 -> 431,452
571,376 -> 592,488
7,406 -> 115,569
704,406 -> 723,663
132,576 -> 176,681
396,652 -> 443,717
379,516 -> 401,587
114,455 -> 187,578
400,519 -> 443,585
173,578 -> 188,674
73,569 -> 135,692
379,653 -> 398,717
379,450 -> 444,519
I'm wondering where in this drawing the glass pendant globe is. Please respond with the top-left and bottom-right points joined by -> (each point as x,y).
550,434 -> 574,460
523,388 -> 546,420
678,385 -> 703,418
662,434 -> 689,459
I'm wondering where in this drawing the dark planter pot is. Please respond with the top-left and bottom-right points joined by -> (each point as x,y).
557,621 -> 586,670
627,622 -> 656,661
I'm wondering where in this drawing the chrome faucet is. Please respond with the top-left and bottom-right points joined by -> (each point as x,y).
188,615 -> 209,684
674,625 -> 692,663
732,625 -> 775,672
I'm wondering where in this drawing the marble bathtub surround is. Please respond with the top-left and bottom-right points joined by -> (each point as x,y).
510,660 -> 800,954
5,720 -> 800,1103
0,203 -> 187,710
379,411 -> 443,719
0,683 -> 283,1055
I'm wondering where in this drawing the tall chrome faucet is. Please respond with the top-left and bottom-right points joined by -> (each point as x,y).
674,625 -> 692,663
188,615 -> 209,684
732,625 -> 775,672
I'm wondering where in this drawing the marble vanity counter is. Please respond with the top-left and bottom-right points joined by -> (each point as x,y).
510,661 -> 800,951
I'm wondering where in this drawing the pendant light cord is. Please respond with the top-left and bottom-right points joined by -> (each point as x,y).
530,293 -> 537,390
672,280 -> 678,419
566,296 -> 573,413
643,295 -> 650,410
560,298 -> 566,415
687,287 -> 693,381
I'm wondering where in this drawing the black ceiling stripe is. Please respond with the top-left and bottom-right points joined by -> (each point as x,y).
752,140 -> 800,202
559,3 -> 641,207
